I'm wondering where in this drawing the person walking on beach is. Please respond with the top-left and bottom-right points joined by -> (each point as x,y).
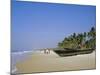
44,48 -> 50,54
47,48 -> 50,54
44,49 -> 46,54
46,48 -> 49,54
48,49 -> 50,54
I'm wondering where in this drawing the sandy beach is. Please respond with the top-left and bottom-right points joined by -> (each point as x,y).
15,50 -> 96,74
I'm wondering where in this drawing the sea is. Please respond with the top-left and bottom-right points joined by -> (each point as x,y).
11,50 -> 37,74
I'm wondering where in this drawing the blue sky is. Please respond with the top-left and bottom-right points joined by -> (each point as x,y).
11,1 -> 96,52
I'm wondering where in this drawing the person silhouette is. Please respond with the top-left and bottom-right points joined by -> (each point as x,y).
44,49 -> 46,54
48,49 -> 50,54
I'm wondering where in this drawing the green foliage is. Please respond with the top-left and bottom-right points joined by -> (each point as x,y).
58,27 -> 96,49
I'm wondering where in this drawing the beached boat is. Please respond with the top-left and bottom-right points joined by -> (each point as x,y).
53,48 -> 95,57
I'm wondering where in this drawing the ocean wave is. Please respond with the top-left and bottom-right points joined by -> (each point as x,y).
11,66 -> 18,74
11,50 -> 35,72
11,50 -> 35,55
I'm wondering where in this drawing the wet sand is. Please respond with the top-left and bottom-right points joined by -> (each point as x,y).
16,50 -> 96,74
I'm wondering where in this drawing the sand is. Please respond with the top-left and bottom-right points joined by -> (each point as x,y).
15,50 -> 96,74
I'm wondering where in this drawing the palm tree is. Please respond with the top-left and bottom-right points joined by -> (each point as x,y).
88,27 -> 96,38
82,32 -> 87,48
87,27 -> 96,49
57,26 -> 96,49
73,33 -> 76,38
58,42 -> 63,48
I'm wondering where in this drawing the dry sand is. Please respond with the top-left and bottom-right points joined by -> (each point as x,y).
16,50 -> 96,74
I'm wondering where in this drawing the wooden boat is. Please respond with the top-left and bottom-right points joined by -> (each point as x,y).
53,48 -> 94,57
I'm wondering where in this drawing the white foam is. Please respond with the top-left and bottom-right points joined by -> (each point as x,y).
11,66 -> 18,74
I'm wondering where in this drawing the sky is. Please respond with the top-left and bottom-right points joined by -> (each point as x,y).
11,1 -> 96,52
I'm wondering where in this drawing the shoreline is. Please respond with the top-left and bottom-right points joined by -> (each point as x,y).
12,50 -> 95,74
